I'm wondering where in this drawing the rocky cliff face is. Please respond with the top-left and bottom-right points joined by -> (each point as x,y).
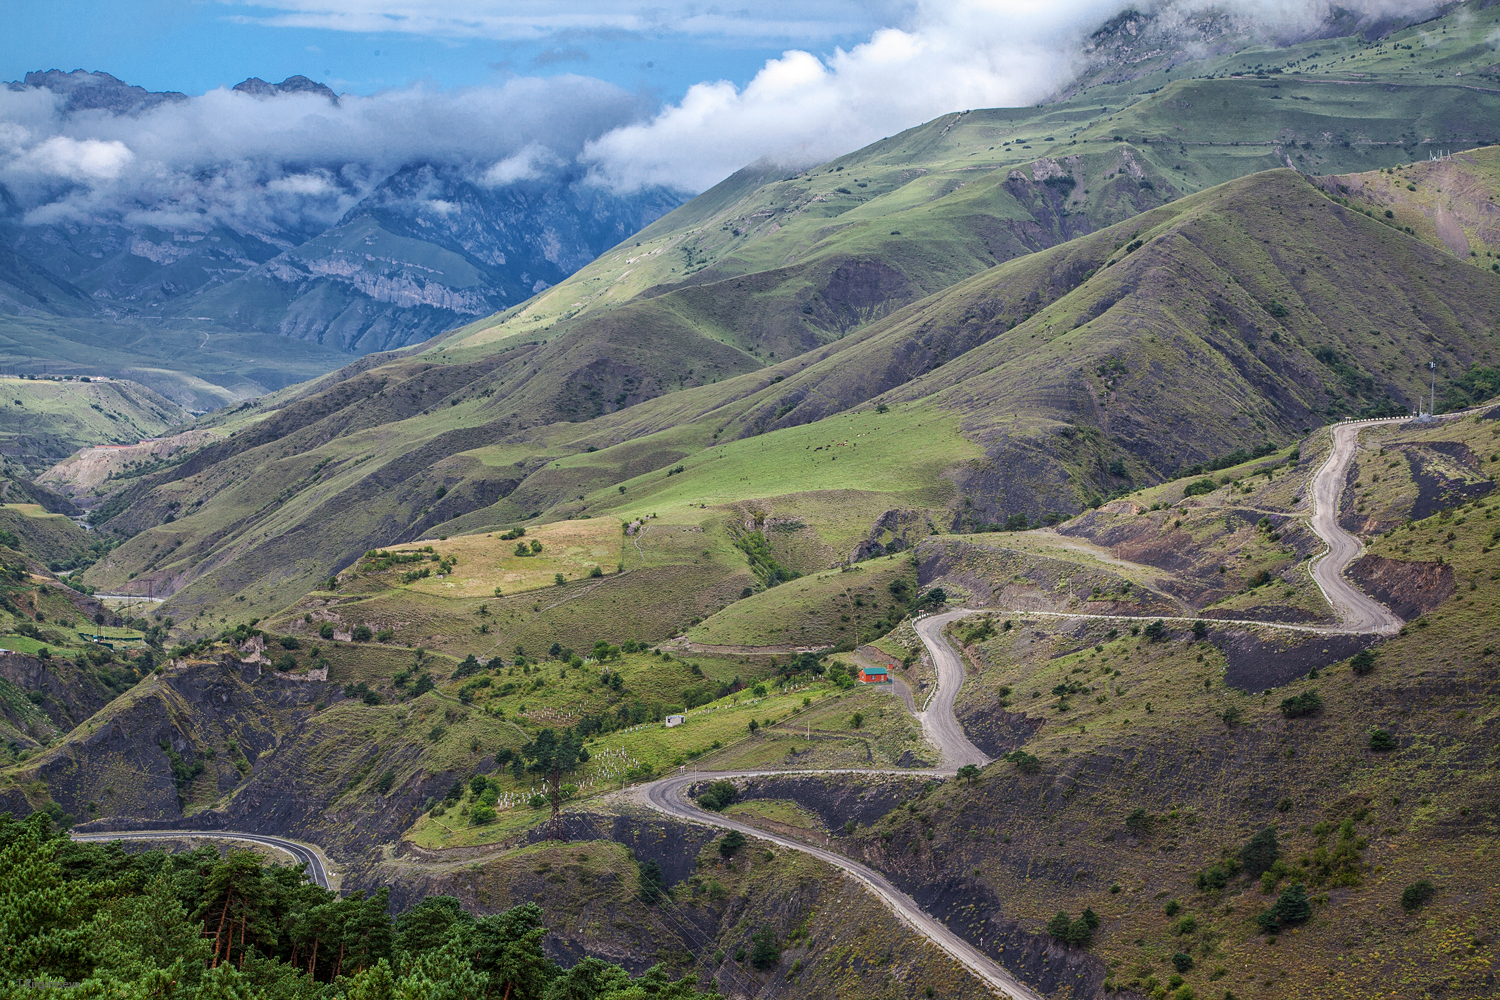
1,656 -> 327,827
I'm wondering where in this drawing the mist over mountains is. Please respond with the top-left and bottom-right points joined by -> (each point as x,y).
0,69 -> 686,355
0,1 -> 1449,366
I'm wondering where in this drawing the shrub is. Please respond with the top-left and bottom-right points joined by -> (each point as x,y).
1369,729 -> 1397,751
750,926 -> 780,969
1163,900 -> 1181,917
1240,826 -> 1280,878
528,794 -> 547,809
470,805 -> 496,825
1192,619 -> 1208,640
352,625 -> 372,642
376,769 -> 396,794
1256,882 -> 1311,932
850,712 -> 864,729
1143,619 -> 1167,642
1172,952 -> 1195,973
1196,861 -> 1237,892
1279,691 -> 1323,718
319,623 -> 335,640
1183,477 -> 1219,497
1400,879 -> 1436,912
1005,750 -> 1042,774
1124,808 -> 1154,836
1350,649 -> 1376,675
1047,910 -> 1095,946
589,565 -> 603,578
697,780 -> 739,812
279,635 -> 301,650
719,830 -> 746,856
638,860 -> 665,903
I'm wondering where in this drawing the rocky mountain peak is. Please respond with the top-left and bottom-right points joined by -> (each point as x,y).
231,75 -> 339,105
9,69 -> 187,115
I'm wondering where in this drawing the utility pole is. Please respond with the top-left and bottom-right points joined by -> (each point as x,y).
1429,360 -> 1437,417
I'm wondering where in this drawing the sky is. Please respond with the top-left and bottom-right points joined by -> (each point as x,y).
2,1 -> 900,102
0,1 -> 1436,235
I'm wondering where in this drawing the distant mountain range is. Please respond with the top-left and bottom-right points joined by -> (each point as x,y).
0,70 -> 686,396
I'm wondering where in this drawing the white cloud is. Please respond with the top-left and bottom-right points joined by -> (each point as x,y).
225,1 -> 900,42
19,136 -> 135,181
481,142 -> 563,185
0,74 -> 647,231
0,0 -> 1441,233
583,0 -> 1440,192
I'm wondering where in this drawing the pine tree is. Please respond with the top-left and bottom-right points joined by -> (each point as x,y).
471,903 -> 555,999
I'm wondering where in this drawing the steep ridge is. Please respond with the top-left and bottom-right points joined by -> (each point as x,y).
79,157 -> 1500,625
438,2 -> 1500,374
72,3 -> 1500,625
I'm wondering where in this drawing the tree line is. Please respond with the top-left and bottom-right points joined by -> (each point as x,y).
2,812 -> 718,1000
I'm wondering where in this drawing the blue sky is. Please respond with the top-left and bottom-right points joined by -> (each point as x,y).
2,0 -> 892,100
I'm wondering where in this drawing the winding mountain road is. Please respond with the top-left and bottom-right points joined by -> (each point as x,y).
63,417 -> 1413,999
913,610 -> 992,768
635,416 -> 1412,996
1308,418 -> 1406,635
71,830 -> 330,888
633,612 -> 1041,997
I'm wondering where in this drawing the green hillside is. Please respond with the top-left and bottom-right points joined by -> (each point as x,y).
0,376 -> 189,475
0,312 -> 355,411
81,148 -> 1500,632
434,2 -> 1500,386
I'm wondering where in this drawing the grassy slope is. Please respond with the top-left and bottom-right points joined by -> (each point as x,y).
74,3 -> 1500,642
0,505 -> 89,567
0,377 -> 188,475
0,314 -> 353,410
685,556 -> 917,649
89,160 -> 1500,639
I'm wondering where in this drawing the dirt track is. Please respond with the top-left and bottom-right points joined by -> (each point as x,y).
1308,418 -> 1407,634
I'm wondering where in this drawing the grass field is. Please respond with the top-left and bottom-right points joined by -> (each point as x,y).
582,405 -> 980,528
0,376 -> 187,475
0,503 -> 90,567
687,556 -> 917,649
356,518 -> 630,599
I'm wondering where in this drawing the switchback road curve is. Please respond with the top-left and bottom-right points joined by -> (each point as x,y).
635,416 -> 1423,996
69,415 -> 1426,998
1308,418 -> 1407,634
639,767 -> 1039,1000
637,614 -> 1042,999
71,830 -> 330,889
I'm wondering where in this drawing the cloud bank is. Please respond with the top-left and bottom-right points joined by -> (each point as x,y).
583,0 -> 1442,191
0,73 -> 649,234
0,1 -> 1442,236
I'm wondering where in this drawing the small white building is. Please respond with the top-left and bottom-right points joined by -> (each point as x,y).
664,714 -> 685,728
